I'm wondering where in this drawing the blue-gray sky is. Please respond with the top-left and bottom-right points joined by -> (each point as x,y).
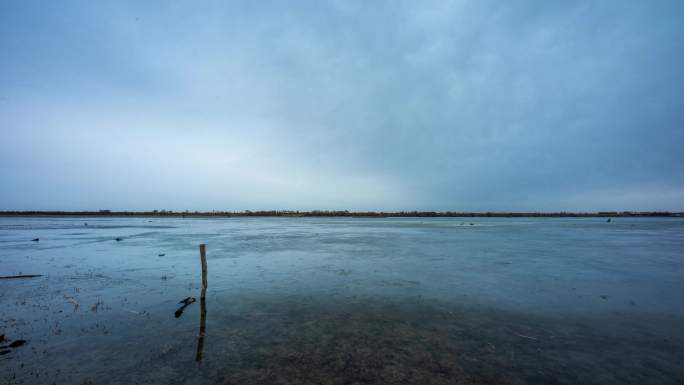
1,0 -> 683,211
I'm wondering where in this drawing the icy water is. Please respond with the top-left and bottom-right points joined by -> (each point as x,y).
1,217 -> 683,385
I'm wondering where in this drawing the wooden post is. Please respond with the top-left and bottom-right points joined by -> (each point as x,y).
196,243 -> 208,362
199,244 -> 208,295
199,244 -> 208,298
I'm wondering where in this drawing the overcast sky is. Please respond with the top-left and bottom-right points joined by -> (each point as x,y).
1,1 -> 683,211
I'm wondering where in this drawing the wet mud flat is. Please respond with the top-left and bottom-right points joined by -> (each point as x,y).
161,298 -> 684,385
2,284 -> 683,385
2,216 -> 684,384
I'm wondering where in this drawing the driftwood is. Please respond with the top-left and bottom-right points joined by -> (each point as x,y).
63,294 -> 79,311
0,339 -> 27,351
174,297 -> 197,318
0,275 -> 42,280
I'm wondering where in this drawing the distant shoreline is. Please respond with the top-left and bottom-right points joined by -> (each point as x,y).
0,210 -> 681,218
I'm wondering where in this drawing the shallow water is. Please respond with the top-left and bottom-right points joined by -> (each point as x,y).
1,217 -> 683,384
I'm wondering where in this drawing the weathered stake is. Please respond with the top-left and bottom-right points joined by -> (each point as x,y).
199,244 -> 208,298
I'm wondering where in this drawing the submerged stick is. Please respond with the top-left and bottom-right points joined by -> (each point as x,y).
0,275 -> 42,280
513,332 -> 539,341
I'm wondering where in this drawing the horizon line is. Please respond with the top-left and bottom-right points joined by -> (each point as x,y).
1,210 -> 682,218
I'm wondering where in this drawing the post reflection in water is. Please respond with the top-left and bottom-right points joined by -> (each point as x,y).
196,244 -> 208,362
195,287 -> 207,362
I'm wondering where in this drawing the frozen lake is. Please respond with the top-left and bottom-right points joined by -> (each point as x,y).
1,216 -> 683,384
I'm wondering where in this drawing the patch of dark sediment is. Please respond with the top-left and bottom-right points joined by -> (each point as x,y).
98,295 -> 684,385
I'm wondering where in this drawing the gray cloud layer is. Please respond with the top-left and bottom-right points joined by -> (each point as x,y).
1,1 -> 683,211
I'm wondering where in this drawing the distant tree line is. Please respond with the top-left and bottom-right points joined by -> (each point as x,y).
0,210 -> 681,218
